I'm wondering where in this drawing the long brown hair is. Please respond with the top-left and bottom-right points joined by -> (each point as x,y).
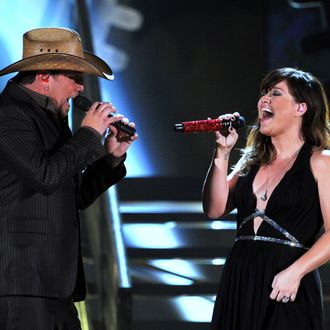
240,67 -> 330,172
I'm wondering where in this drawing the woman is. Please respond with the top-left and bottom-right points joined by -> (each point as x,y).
203,67 -> 330,329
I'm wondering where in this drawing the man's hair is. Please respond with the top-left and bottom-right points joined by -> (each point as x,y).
12,70 -> 60,85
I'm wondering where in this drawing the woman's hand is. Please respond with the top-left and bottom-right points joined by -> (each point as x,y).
270,266 -> 302,303
214,112 -> 240,151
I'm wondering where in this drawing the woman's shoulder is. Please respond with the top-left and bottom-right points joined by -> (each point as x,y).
311,148 -> 330,160
310,148 -> 330,180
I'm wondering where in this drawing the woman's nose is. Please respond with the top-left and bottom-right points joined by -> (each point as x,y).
261,95 -> 270,103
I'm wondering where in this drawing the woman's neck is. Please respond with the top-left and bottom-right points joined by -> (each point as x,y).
270,136 -> 305,160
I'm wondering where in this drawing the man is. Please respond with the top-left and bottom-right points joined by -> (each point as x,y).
0,27 -> 137,329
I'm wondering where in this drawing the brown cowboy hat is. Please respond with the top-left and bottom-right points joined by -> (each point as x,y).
0,27 -> 114,80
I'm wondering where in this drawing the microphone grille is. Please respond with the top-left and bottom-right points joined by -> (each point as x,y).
73,95 -> 92,111
234,116 -> 246,129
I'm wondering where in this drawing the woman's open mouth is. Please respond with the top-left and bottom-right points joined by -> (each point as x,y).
259,108 -> 275,122
261,108 -> 274,120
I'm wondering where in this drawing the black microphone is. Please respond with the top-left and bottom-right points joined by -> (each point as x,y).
73,95 -> 136,136
174,116 -> 245,133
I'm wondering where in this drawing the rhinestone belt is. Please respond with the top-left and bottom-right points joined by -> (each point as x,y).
235,209 -> 309,250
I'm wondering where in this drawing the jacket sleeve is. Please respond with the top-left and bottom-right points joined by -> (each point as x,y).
0,103 -> 108,195
77,154 -> 127,210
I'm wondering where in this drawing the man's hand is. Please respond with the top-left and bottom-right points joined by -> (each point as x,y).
105,119 -> 138,159
81,101 -> 122,136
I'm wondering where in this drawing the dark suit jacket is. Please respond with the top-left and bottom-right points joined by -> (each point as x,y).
0,81 -> 126,301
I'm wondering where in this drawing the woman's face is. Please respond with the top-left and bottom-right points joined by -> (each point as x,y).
257,80 -> 301,137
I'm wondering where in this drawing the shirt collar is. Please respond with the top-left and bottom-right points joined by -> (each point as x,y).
17,83 -> 59,115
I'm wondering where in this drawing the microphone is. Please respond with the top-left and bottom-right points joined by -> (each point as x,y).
73,95 -> 136,136
174,116 -> 245,133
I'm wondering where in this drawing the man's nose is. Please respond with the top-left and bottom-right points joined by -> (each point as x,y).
76,84 -> 84,92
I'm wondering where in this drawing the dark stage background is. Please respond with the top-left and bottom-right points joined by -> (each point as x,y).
102,0 -> 330,178
105,0 -> 265,177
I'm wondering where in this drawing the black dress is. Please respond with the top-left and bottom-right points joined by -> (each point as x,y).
211,143 -> 325,329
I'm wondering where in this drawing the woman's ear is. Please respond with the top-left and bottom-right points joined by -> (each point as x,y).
296,103 -> 307,117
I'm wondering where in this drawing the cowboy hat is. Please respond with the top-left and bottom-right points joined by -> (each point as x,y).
0,27 -> 114,80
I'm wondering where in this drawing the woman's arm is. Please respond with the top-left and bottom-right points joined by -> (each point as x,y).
270,149 -> 330,302
202,114 -> 241,219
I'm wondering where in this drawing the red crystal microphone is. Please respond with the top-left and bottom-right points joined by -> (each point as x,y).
174,116 -> 245,133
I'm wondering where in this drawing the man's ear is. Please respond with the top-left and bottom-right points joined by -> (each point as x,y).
36,72 -> 50,83
40,74 -> 49,82
36,72 -> 50,91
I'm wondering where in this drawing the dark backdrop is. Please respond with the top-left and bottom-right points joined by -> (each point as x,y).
106,0 -> 266,177
99,0 -> 330,177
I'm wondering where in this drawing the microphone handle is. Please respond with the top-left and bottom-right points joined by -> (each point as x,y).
174,116 -> 245,133
73,95 -> 136,136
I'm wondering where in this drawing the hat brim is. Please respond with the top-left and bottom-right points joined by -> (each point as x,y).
0,51 -> 114,80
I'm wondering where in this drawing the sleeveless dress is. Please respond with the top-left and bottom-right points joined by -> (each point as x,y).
211,143 -> 325,329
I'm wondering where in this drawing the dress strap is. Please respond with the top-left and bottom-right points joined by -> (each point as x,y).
236,209 -> 309,250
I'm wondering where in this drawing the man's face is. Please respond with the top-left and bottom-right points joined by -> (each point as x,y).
48,71 -> 84,117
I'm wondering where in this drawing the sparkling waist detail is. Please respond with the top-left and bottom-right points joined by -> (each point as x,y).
235,235 -> 308,250
235,209 -> 309,250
